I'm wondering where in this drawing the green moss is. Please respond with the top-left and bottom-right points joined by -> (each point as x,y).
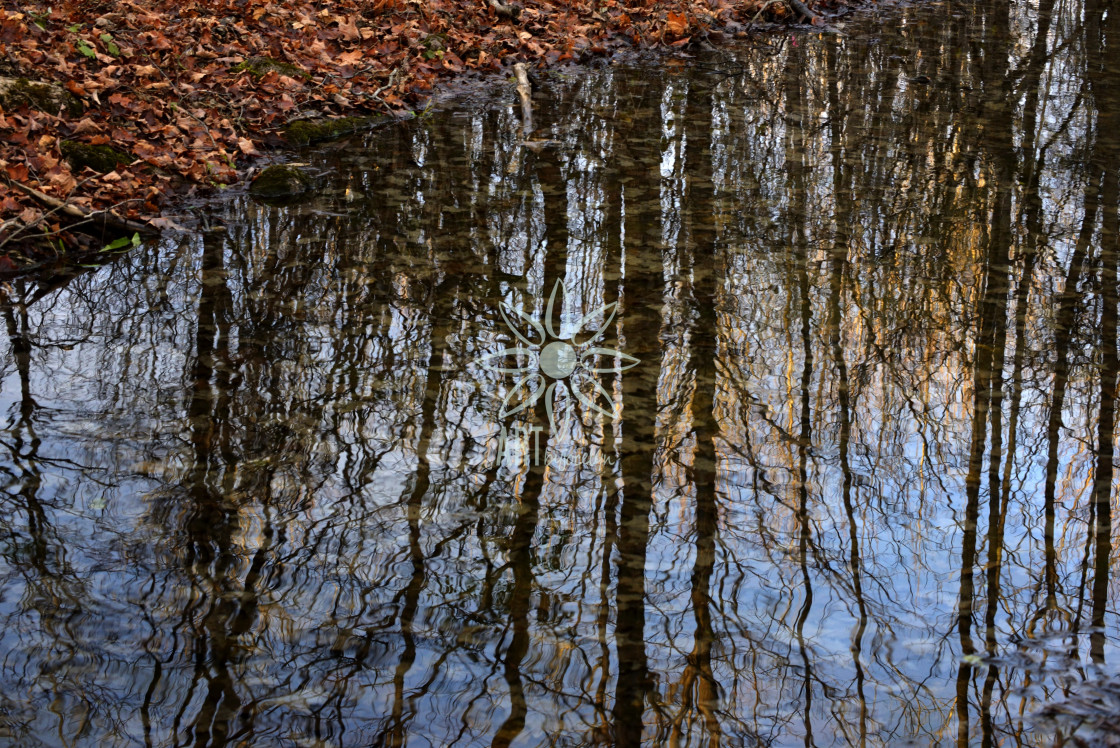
0,77 -> 83,117
60,141 -> 131,173
282,115 -> 389,146
249,163 -> 316,201
232,57 -> 312,81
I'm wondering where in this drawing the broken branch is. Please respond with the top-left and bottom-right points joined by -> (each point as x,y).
513,62 -> 533,138
488,0 -> 522,20
9,181 -> 158,237
786,0 -> 821,24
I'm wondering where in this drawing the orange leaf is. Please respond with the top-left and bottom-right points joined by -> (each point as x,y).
6,163 -> 29,181
666,11 -> 688,36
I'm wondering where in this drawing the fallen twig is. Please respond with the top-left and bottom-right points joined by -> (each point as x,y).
786,0 -> 821,24
513,62 -> 533,138
488,0 -> 522,20
748,0 -> 788,29
0,177 -> 99,252
9,181 -> 157,236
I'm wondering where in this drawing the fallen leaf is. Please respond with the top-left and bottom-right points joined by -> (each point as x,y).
72,118 -> 102,134
666,11 -> 689,36
6,163 -> 29,181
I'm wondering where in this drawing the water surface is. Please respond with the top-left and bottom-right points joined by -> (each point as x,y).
2,0 -> 1120,745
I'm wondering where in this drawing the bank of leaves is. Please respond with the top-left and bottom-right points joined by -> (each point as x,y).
0,0 -> 828,266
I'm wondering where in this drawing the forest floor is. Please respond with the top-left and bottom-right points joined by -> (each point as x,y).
0,0 -> 846,269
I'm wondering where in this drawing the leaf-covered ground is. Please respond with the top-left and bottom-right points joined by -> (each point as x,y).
0,0 -> 838,267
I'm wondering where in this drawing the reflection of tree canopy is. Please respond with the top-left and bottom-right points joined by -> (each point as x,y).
0,0 -> 1118,744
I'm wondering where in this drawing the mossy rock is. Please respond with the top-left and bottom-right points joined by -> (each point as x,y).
232,57 -> 312,81
0,77 -> 83,117
249,163 -> 317,202
282,115 -> 391,146
61,141 -> 131,173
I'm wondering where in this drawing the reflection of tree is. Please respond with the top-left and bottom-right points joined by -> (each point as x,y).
1084,0 -> 1119,666
610,87 -> 662,747
824,36 -> 871,746
953,2 -> 1016,744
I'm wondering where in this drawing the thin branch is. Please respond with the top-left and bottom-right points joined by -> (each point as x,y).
7,180 -> 156,236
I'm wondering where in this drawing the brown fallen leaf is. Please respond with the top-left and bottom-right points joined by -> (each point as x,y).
72,118 -> 102,134
666,11 -> 689,36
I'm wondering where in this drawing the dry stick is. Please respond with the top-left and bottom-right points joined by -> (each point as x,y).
9,181 -> 156,236
513,63 -> 533,139
786,0 -> 821,23
0,218 -> 22,241
370,67 -> 403,105
488,0 -> 522,20
0,208 -> 63,253
0,177 -> 102,252
504,63 -> 535,176
747,0 -> 787,29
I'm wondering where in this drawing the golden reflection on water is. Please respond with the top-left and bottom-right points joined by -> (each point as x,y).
1,0 -> 1119,745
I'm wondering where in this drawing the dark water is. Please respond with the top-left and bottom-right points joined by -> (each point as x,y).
3,0 -> 1120,745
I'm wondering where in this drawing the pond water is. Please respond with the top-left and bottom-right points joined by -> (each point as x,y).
3,0 -> 1120,745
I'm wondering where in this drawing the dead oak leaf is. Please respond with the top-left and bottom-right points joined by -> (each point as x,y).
72,118 -> 102,134
665,11 -> 689,36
